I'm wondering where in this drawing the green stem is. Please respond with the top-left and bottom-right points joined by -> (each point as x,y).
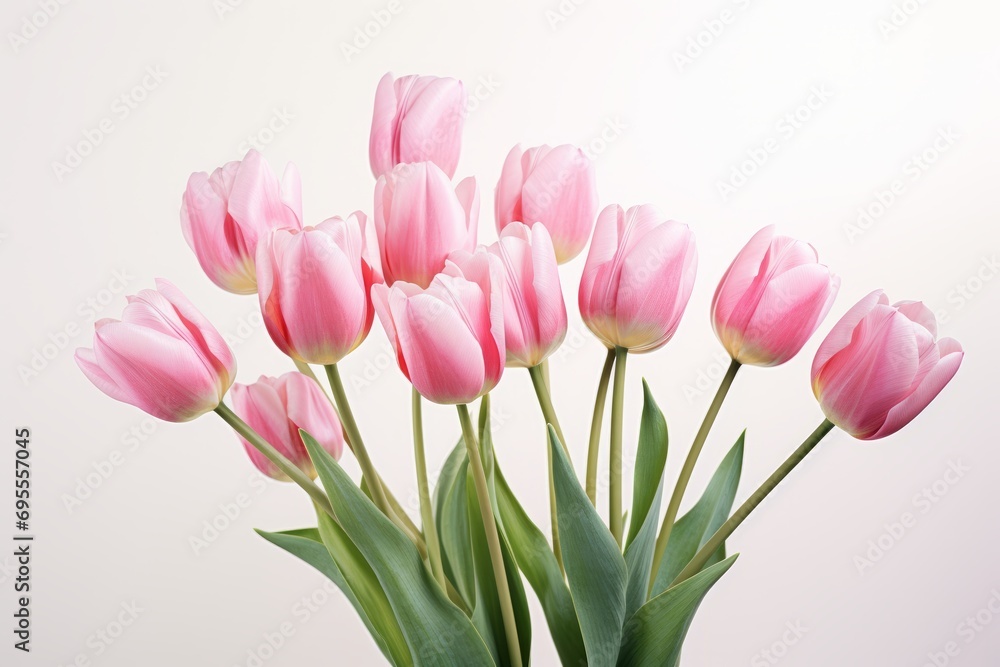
586,348 -> 616,507
547,439 -> 564,573
295,359 -> 422,541
673,419 -> 836,586
214,403 -> 334,518
650,358 -> 740,589
528,364 -> 570,460
413,389 -> 446,590
458,404 -> 522,667
324,364 -> 391,517
609,346 -> 628,547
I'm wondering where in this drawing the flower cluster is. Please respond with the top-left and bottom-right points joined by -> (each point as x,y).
75,72 -> 964,667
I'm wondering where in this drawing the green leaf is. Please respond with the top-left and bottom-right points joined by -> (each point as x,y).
437,444 -> 476,609
469,393 -> 531,664
624,380 -> 669,550
302,431 -> 495,667
652,432 -> 745,596
622,380 -> 669,620
550,426 -> 627,667
466,461 -> 533,666
495,464 -> 587,667
617,555 -> 738,667
257,527 -> 411,666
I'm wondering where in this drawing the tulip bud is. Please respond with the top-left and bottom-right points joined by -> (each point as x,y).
75,279 -> 236,422
478,222 -> 567,368
369,72 -> 467,179
712,225 -> 840,366
230,372 -> 344,480
579,204 -> 697,353
257,213 -> 380,365
495,143 -> 598,263
371,250 -> 505,404
373,162 -> 479,288
811,291 -> 963,440
180,149 -> 302,294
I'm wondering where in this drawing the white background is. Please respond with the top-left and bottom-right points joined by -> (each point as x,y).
3,0 -> 1000,665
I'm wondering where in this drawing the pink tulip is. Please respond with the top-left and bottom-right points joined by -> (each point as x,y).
230,372 -> 344,480
181,149 -> 302,294
712,226 -> 840,366
373,161 -> 479,288
257,213 -> 380,365
495,143 -> 598,263
369,73 -> 467,179
579,204 -> 697,353
75,279 -> 236,422
811,291 -> 963,440
371,250 -> 505,404
479,222 -> 567,368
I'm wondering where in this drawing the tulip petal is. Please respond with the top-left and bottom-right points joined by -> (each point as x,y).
812,290 -> 887,378
869,344 -> 963,439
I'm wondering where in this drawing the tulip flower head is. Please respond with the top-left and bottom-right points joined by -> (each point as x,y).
230,372 -> 344,480
257,213 -> 380,365
372,250 -> 505,404
495,143 -> 599,263
712,225 -> 840,366
369,72 -> 467,179
373,161 -> 479,288
180,149 -> 302,294
75,279 -> 236,422
811,291 -> 963,440
482,222 -> 567,368
579,204 -> 698,353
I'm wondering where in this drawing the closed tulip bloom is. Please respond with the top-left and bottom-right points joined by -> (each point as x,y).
482,222 -> 567,367
369,72 -> 467,179
579,204 -> 697,353
712,225 -> 840,366
371,250 -> 504,404
181,149 -> 302,294
257,213 -> 379,365
230,372 -> 344,480
495,143 -> 598,263
811,291 -> 963,440
373,161 -> 479,287
75,279 -> 236,422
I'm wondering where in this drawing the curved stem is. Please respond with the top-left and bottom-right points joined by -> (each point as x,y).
214,404 -> 334,518
324,364 -> 391,517
586,348 -> 616,507
650,358 -> 740,588
673,419 -> 835,586
528,364 -> 570,460
458,404 -> 522,667
413,389 -> 446,590
609,346 -> 628,547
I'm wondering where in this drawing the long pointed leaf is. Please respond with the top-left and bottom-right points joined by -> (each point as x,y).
652,432 -> 744,596
495,465 -> 587,667
550,427 -> 627,667
617,555 -> 737,666
257,528 -> 409,665
302,431 -> 495,667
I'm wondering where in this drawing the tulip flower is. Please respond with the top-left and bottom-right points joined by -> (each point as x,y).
371,250 -> 504,404
480,222 -> 567,368
257,213 -> 379,365
712,225 -> 840,366
495,143 -> 598,263
229,372 -> 344,480
75,279 -> 236,422
180,149 -> 302,294
373,161 -> 479,287
369,72 -> 467,179
811,291 -> 964,440
579,204 -> 697,353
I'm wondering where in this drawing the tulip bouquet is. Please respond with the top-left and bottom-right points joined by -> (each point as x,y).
77,72 -> 964,667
